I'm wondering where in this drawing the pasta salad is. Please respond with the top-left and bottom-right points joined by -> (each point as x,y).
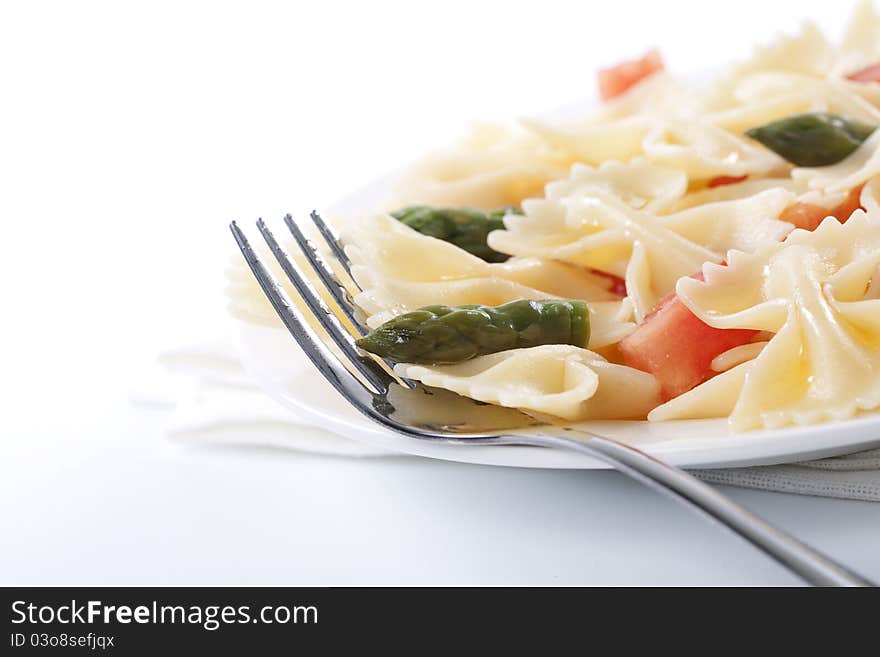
230,1 -> 880,432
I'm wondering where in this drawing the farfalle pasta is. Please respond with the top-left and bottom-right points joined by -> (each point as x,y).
487,182 -> 793,320
835,0 -> 880,76
675,212 -> 880,430
395,345 -> 660,421
392,122 -> 571,210
642,120 -> 788,180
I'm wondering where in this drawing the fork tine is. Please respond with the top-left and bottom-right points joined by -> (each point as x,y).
254,218 -> 395,394
282,214 -> 368,336
295,213 -> 416,390
310,210 -> 353,277
232,220 -> 391,395
230,221 -> 388,401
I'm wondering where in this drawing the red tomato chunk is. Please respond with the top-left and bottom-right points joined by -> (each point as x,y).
619,278 -> 758,400
779,184 -> 865,231
598,49 -> 664,101
846,63 -> 880,83
832,184 -> 866,222
779,202 -> 828,232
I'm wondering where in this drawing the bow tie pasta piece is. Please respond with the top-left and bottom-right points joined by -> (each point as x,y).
643,120 -> 789,181
734,21 -> 835,80
489,172 -> 796,320
676,212 -> 880,430
395,345 -> 660,421
834,0 -> 880,77
647,342 -> 769,422
226,254 -> 280,327
226,242 -> 360,336
660,188 -> 796,254
345,214 -> 616,297
521,74 -> 700,167
704,21 -> 835,111
703,14 -> 880,123
664,178 -> 798,212
862,175 -> 880,215
729,74 -> 880,123
393,122 -> 570,210
709,77 -> 880,137
588,299 -> 637,349
710,341 -> 770,373
647,360 -> 754,422
595,72 -> 699,122
522,116 -> 650,168
491,190 -> 717,319
709,94 -> 825,136
544,159 -> 688,212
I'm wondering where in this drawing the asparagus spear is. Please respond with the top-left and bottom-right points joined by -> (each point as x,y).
356,299 -> 590,365
391,205 -> 520,263
746,112 -> 876,167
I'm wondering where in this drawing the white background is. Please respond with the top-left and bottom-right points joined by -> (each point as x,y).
2,0 -> 880,585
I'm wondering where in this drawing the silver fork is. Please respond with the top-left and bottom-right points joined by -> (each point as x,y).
230,213 -> 874,587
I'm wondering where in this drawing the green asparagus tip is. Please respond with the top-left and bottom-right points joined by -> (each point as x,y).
357,299 -> 590,365
746,112 -> 876,167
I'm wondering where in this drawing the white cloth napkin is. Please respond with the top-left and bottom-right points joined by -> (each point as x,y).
131,339 -> 391,457
132,339 -> 880,502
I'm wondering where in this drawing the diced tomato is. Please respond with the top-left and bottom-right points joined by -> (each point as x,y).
779,202 -> 828,231
846,63 -> 880,83
832,183 -> 865,222
589,268 -> 627,297
598,49 -> 664,101
707,174 -> 748,188
619,272 -> 758,399
779,184 -> 865,232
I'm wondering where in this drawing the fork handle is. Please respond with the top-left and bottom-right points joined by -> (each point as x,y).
520,433 -> 874,587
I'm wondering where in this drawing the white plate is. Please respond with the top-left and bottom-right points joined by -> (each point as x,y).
235,92 -> 880,470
